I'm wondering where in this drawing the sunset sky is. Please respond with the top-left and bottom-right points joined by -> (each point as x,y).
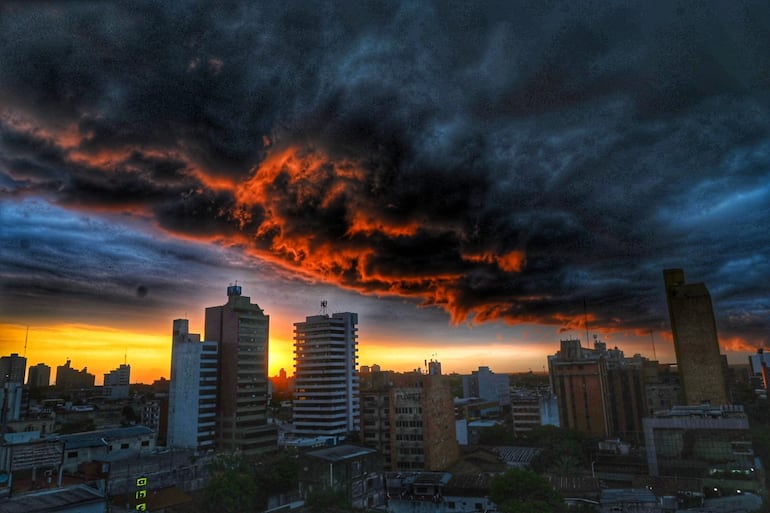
1,2 -> 769,385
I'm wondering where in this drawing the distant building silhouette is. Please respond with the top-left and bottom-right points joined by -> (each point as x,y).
204,285 -> 276,455
0,353 -> 27,386
293,310 -> 360,438
27,362 -> 51,388
167,319 -> 218,451
663,269 -> 728,406
55,360 -> 95,389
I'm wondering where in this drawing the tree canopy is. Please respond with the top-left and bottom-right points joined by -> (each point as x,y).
203,451 -> 298,513
490,468 -> 564,513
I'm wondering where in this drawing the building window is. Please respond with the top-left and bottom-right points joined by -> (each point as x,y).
67,451 -> 78,458
121,443 -> 130,449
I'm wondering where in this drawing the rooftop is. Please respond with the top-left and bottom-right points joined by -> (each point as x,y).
600,488 -> 658,504
305,444 -> 376,462
0,484 -> 105,513
59,425 -> 153,449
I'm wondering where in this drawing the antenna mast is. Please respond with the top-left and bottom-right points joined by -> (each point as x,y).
650,329 -> 657,360
23,326 -> 29,357
583,299 -> 590,345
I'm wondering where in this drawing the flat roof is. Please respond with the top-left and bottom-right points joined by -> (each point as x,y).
305,444 -> 376,462
600,488 -> 657,504
0,484 -> 105,513
59,426 -> 153,449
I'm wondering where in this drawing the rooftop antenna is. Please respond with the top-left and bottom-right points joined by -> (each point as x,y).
23,325 -> 29,357
650,329 -> 657,360
583,299 -> 590,345
124,347 -> 128,366
320,300 -> 328,315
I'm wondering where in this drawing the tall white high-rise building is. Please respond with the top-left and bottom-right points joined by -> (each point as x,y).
293,310 -> 360,437
168,319 -> 218,451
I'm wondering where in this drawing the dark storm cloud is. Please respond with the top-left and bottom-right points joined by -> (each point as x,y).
0,199 -> 243,324
1,1 -> 770,346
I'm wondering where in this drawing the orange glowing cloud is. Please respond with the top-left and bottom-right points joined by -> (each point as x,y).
462,250 -> 527,272
720,335 -> 758,353
346,210 -> 421,238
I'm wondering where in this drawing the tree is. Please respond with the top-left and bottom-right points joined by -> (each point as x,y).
490,468 -> 565,513
305,489 -> 351,511
525,426 -> 592,475
203,452 -> 299,513
204,466 -> 260,513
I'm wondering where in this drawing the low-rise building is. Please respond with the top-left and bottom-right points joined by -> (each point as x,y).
510,390 -> 560,435
59,426 -> 155,472
386,471 -> 497,513
599,488 -> 661,513
0,484 -> 106,512
298,444 -> 385,509
642,404 -> 761,497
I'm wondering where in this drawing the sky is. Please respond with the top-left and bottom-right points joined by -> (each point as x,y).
1,1 -> 769,385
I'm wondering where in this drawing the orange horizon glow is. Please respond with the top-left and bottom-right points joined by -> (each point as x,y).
0,320 -> 757,386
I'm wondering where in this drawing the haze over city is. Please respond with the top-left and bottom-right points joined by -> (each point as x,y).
2,2 -> 769,384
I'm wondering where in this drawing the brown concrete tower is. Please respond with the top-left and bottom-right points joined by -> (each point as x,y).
205,285 -> 277,455
663,269 -> 728,406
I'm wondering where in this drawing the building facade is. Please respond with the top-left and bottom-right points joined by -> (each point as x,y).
550,338 -> 662,440
360,369 -> 459,471
462,366 -> 510,406
205,285 -> 276,455
642,405 -> 760,496
390,374 -> 459,471
27,363 -> 51,388
60,426 -> 156,473
549,339 -> 612,438
293,311 -> 360,437
299,444 -> 385,509
510,391 -> 560,436
0,382 -> 24,423
663,268 -> 728,406
103,364 -> 131,399
0,353 -> 27,387
55,360 -> 95,390
167,319 -> 218,451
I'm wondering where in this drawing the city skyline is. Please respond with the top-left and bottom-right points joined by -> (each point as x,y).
2,3 -> 770,384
